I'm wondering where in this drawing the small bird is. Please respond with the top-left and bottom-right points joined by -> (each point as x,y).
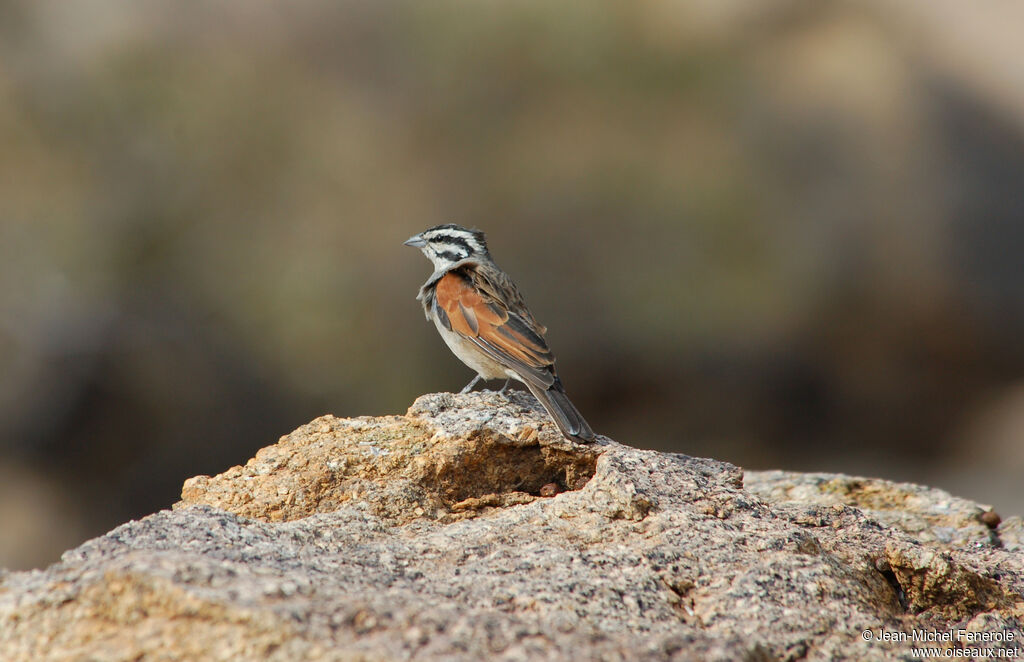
405,224 -> 596,442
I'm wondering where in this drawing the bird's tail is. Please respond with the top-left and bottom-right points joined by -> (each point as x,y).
525,378 -> 596,442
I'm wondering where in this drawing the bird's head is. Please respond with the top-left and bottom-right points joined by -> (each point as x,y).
404,224 -> 490,271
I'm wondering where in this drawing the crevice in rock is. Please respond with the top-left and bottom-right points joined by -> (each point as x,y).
423,430 -> 600,511
662,577 -> 700,625
879,567 -> 908,612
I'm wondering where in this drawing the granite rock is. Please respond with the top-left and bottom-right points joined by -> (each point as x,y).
1,391 -> 1021,661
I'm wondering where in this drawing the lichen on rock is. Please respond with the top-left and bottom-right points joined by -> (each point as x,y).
1,391 -> 1021,661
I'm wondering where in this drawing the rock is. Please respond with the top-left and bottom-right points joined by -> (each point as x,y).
743,470 -> 1001,549
1,391 -> 1022,661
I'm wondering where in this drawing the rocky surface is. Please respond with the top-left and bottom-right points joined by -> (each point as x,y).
1,391 -> 1022,661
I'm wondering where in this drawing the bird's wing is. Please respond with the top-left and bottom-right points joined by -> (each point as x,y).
433,268 -> 555,388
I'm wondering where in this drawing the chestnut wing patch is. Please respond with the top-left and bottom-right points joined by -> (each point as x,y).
434,271 -> 555,388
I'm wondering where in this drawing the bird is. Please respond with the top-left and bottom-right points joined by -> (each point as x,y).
405,224 -> 596,442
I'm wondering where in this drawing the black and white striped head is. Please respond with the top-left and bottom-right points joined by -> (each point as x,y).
404,224 -> 490,271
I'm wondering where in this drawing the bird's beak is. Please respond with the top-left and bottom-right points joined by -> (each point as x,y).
403,234 -> 427,248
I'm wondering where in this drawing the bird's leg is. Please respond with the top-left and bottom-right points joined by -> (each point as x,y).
460,375 -> 482,394
498,378 -> 511,394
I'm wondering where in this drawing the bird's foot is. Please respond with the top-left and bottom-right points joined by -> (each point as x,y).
460,375 -> 482,394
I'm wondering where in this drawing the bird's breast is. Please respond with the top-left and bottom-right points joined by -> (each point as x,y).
431,314 -> 513,381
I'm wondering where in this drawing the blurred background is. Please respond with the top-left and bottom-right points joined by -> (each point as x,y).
2,0 -> 1023,570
